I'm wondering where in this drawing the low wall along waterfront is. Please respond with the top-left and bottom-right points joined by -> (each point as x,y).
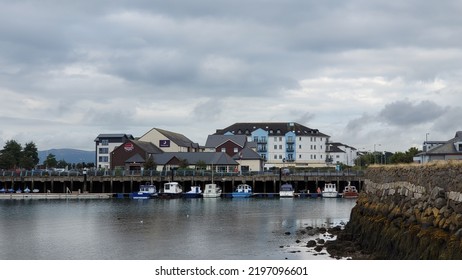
335,161 -> 462,259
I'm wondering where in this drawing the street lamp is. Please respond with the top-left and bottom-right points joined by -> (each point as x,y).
374,144 -> 381,164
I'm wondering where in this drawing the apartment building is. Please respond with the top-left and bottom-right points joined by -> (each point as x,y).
214,122 -> 330,168
94,133 -> 134,169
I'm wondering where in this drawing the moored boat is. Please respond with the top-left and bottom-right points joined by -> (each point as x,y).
232,184 -> 253,198
158,182 -> 183,198
342,182 -> 359,199
322,183 -> 339,198
203,183 -> 222,198
132,183 -> 157,199
183,186 -> 203,198
279,183 -> 295,198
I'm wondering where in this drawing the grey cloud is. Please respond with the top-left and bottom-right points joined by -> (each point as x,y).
378,100 -> 446,126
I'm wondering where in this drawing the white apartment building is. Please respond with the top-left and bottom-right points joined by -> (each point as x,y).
214,122 -> 331,168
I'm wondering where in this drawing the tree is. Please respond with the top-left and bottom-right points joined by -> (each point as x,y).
144,156 -> 157,170
196,160 -> 206,170
390,147 -> 420,164
0,140 -> 23,169
43,153 -> 58,169
21,142 -> 39,169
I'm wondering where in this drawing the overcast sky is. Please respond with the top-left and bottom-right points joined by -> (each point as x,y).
1,0 -> 462,153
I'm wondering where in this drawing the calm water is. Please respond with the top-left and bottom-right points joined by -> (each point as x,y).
0,198 -> 356,260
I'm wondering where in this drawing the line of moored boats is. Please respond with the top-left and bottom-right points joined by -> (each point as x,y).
131,181 -> 359,199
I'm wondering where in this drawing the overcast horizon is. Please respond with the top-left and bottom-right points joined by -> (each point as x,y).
1,0 -> 462,153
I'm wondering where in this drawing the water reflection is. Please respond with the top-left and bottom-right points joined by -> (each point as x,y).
0,198 -> 356,260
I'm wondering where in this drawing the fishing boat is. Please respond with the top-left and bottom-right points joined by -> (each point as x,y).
183,186 -> 203,198
322,183 -> 338,198
342,182 -> 359,199
232,184 -> 253,198
132,183 -> 157,199
203,183 -> 222,198
279,183 -> 295,198
158,182 -> 183,198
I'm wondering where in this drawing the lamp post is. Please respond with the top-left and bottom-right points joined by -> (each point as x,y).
374,144 -> 381,164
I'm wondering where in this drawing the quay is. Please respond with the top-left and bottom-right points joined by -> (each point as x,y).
0,192 -> 112,200
0,170 -> 365,196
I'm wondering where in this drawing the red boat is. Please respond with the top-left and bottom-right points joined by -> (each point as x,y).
342,182 -> 359,199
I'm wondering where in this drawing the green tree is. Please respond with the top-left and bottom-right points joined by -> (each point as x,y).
20,142 -> 39,169
57,159 -> 68,169
0,140 -> 23,169
390,147 -> 420,164
43,153 -> 58,169
196,160 -> 206,170
144,156 -> 157,170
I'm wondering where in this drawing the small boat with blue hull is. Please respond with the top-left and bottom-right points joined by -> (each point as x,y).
158,182 -> 183,199
132,184 -> 157,199
232,184 -> 253,198
0,187 -> 5,193
183,186 -> 203,198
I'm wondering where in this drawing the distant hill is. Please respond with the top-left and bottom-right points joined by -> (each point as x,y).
38,149 -> 95,164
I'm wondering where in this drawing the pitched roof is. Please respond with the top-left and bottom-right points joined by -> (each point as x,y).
204,135 -> 247,148
132,140 -> 164,154
424,131 -> 462,154
214,122 -> 329,137
143,128 -> 199,149
232,147 -> 263,160
151,152 -> 238,165
125,153 -> 145,163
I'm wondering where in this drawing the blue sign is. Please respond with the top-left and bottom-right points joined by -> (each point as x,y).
159,140 -> 170,147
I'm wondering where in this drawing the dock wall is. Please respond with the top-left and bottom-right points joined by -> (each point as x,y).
339,161 -> 462,259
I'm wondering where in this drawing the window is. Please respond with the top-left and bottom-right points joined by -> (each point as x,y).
234,147 -> 238,153
274,155 -> 277,159
299,137 -> 302,141
98,156 -> 109,162
99,148 -> 109,154
221,148 -> 226,153
101,139 -> 109,145
299,145 -> 302,149
274,145 -> 277,149
279,137 -> 282,141
274,137 -> 277,141
279,155 -> 283,159
299,154 -> 302,159
279,145 -> 282,149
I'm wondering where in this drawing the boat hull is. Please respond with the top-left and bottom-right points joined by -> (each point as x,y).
322,192 -> 339,198
182,193 -> 203,198
279,191 -> 295,198
343,192 -> 359,199
132,193 -> 157,199
158,192 -> 183,199
231,192 -> 253,198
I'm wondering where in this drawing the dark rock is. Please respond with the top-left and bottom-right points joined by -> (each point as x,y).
314,245 -> 323,252
306,240 -> 317,247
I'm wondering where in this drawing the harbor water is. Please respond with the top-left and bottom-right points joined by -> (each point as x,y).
0,198 -> 356,260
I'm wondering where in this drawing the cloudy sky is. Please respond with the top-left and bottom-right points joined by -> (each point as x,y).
1,0 -> 462,153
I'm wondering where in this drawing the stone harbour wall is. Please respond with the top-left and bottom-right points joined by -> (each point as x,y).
337,161 -> 462,259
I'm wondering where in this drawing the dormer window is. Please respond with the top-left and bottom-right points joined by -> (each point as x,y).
455,141 -> 462,152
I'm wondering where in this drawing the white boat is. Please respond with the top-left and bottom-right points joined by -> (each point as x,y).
203,183 -> 222,198
159,182 -> 183,198
183,186 -> 203,198
132,184 -> 157,199
279,183 -> 295,198
232,184 -> 253,198
322,183 -> 338,198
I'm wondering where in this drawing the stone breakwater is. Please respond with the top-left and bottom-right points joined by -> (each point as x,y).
328,161 -> 462,259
